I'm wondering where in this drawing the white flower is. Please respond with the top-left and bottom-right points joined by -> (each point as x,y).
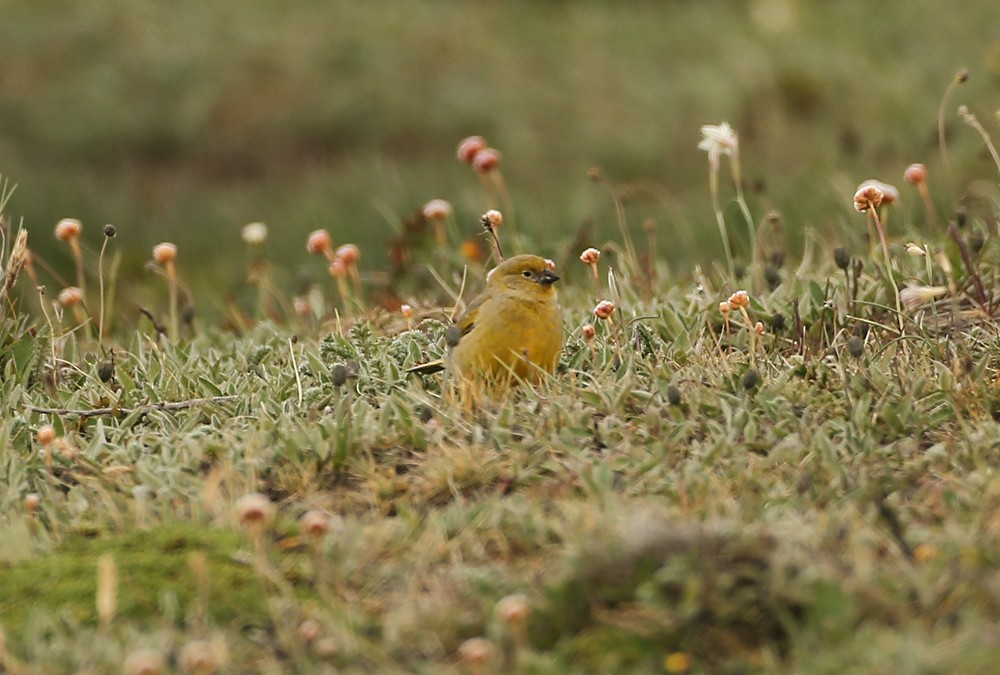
904,243 -> 926,257
242,222 -> 268,245
698,122 -> 738,167
899,285 -> 948,311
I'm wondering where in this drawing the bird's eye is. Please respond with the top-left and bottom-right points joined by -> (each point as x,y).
522,270 -> 532,278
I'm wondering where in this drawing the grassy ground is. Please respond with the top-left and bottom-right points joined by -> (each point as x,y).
3,2 -> 1000,673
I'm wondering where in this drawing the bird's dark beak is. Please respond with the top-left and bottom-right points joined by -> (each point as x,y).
539,269 -> 559,285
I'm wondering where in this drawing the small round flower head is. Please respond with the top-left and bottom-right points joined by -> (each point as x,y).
457,637 -> 496,668
299,510 -> 331,538
235,492 -> 274,528
103,224 -> 117,238
335,244 -> 360,266
904,163 -> 928,185
328,258 -> 347,278
298,618 -> 322,644
833,246 -> 851,270
457,135 -> 487,163
123,647 -> 165,675
853,183 -> 884,212
306,229 -> 332,256
579,247 -> 601,265
728,290 -> 750,309
857,179 -> 898,205
400,303 -> 414,319
905,242 -> 926,257
472,147 -> 501,174
58,286 -> 84,307
25,492 -> 41,509
55,218 -> 82,241
242,222 -> 268,245
293,296 -> 310,318
483,209 -> 503,229
178,640 -> 219,675
719,301 -> 731,315
544,258 -> 556,270
754,321 -> 765,336
152,242 -> 177,266
36,425 -> 57,445
581,324 -> 596,341
496,594 -> 531,626
593,300 -> 616,320
422,199 -> 452,221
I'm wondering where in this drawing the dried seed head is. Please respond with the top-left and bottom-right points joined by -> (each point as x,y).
579,247 -> 601,265
152,242 -> 177,266
853,183 -> 884,212
859,179 -> 898,205
242,222 -> 268,246
55,218 -> 82,241
299,510 -> 331,538
306,229 -> 332,256
581,324 -> 596,341
472,147 -> 501,174
123,648 -> 166,675
58,286 -> 84,307
727,290 -> 750,309
103,224 -> 117,238
457,136 -> 487,163
36,425 -> 57,445
335,244 -> 360,266
904,163 -> 928,186
482,209 -> 503,229
235,492 -> 274,528
422,199 -> 452,221
593,300 -> 616,320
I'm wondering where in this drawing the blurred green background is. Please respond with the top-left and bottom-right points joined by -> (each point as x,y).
2,0 -> 999,303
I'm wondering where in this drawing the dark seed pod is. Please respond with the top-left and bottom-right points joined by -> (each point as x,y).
97,361 -> 115,383
741,369 -> 759,390
445,325 -> 462,348
770,313 -> 785,332
834,247 -> 851,271
666,385 -> 682,406
331,364 -> 349,386
846,336 -> 865,358
103,224 -> 117,238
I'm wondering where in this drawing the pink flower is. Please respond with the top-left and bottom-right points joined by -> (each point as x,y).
593,300 -> 616,320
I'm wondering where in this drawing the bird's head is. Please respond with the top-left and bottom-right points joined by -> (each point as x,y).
487,255 -> 560,293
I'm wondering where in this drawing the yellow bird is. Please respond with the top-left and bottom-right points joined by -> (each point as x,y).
408,254 -> 563,384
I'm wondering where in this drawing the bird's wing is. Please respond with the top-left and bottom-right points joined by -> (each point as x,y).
455,291 -> 490,337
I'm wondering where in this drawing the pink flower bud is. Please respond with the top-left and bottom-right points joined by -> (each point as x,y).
593,300 -> 616,320
152,242 -> 177,266
457,136 -> 487,163
472,148 -> 501,174
55,218 -> 82,241
904,163 -> 928,185
306,229 -> 332,256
